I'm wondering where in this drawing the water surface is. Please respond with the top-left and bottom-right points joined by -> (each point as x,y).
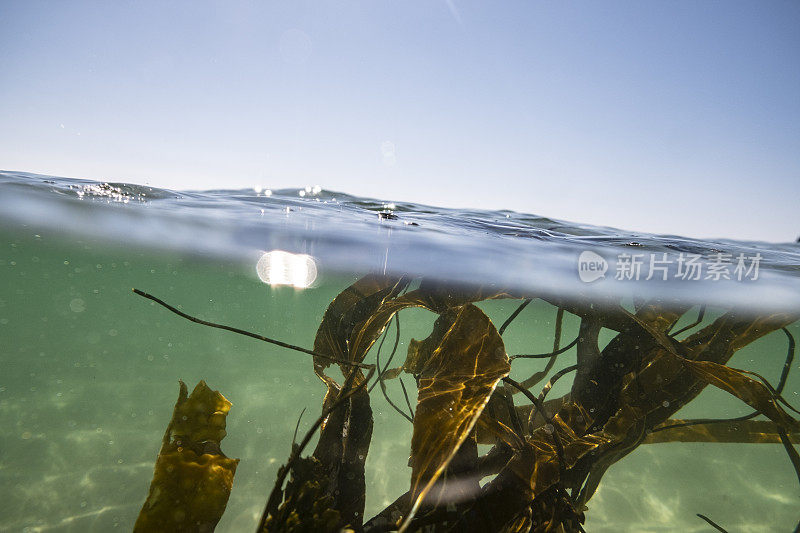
1,171 -> 798,532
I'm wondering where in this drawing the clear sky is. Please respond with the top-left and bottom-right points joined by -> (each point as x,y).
1,1 -> 798,242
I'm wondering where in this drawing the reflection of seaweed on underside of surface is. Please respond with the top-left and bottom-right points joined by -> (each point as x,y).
131,276 -> 800,532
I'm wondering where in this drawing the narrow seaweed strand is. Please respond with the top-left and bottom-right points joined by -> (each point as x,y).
499,298 -> 532,335
725,327 -> 794,402
778,327 -> 795,393
382,314 -> 402,375
291,408 -> 307,446
132,288 -> 372,370
525,363 -> 580,436
516,309 -> 567,390
501,387 -> 526,437
258,366 -> 376,530
777,428 -> 800,486
366,313 -> 407,420
553,307 -> 564,354
374,316 -> 413,423
386,315 -> 406,421
737,366 -> 800,416
398,375 -> 415,422
509,308 -> 570,396
511,336 -> 578,360
696,513 -> 729,532
503,376 -> 568,481
538,364 -> 579,406
376,368 -> 413,423
669,305 -> 706,338
367,319 -> 392,394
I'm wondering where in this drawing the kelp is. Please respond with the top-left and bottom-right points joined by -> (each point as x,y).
312,275 -> 410,377
402,304 -> 510,530
132,277 -> 800,532
259,367 -> 376,532
644,419 -> 800,444
134,381 -> 239,533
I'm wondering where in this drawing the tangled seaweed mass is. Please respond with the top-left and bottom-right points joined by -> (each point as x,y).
131,275 -> 799,533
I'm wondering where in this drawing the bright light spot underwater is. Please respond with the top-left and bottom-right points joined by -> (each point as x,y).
256,250 -> 317,288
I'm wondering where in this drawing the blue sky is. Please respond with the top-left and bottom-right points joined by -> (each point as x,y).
1,1 -> 798,241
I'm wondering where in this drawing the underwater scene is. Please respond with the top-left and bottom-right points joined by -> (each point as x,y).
1,171 -> 799,533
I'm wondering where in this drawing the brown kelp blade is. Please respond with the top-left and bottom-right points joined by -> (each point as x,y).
682,361 -> 800,431
134,381 -> 239,533
401,304 -> 510,531
312,275 -> 521,380
644,419 -> 800,444
565,308 -> 798,508
618,305 -> 800,432
587,305 -> 797,434
312,274 -> 410,374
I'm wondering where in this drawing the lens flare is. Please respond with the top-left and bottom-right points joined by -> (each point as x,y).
256,250 -> 317,288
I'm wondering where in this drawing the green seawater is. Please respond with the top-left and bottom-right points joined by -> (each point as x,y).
2,227 -> 798,532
